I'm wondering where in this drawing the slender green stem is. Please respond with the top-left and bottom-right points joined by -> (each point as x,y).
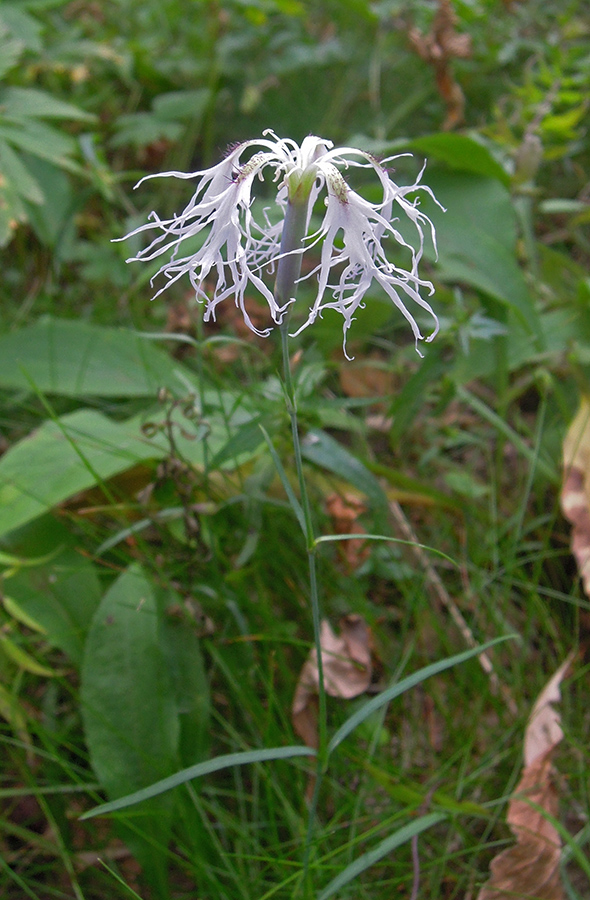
279,322 -> 328,885
274,189 -> 328,893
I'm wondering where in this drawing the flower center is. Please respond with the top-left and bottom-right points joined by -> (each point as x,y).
285,164 -> 319,206
325,165 -> 349,205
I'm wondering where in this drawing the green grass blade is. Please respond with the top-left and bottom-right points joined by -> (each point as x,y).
259,424 -> 306,534
314,532 -> 456,566
81,745 -> 315,820
528,801 -> 590,879
456,386 -> 557,482
317,812 -> 446,900
327,635 -> 516,756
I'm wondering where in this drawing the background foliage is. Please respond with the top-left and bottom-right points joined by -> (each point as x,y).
0,1 -> 589,898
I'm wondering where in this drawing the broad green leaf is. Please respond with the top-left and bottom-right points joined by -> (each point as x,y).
317,813 -> 446,900
0,34 -> 23,80
425,172 -> 544,342
0,140 -> 44,204
161,604 -> 210,767
0,390 -> 262,539
81,745 -> 315,819
81,565 -> 180,794
0,317 -> 192,397
0,86 -> 95,121
110,113 -> 183,150
0,5 -> 43,53
112,87 -> 210,149
1,518 -> 102,665
80,565 -> 179,893
0,120 -> 78,169
20,155 -> 78,250
152,88 -> 211,121
408,133 -> 510,185
327,635 -> 516,756
450,304 -> 581,383
0,409 -> 165,539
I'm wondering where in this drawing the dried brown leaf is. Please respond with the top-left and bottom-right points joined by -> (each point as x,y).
561,397 -> 590,597
339,357 -> 395,401
524,656 -> 571,767
476,658 -> 572,900
407,0 -> 471,130
292,616 -> 372,750
325,492 -> 370,571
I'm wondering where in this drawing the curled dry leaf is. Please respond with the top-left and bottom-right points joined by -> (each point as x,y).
408,0 -> 472,130
292,616 -> 372,750
476,656 -> 573,900
523,656 -> 571,768
561,397 -> 590,597
325,492 -> 370,571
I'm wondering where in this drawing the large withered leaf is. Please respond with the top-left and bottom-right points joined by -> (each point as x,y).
292,616 -> 372,750
476,657 -> 572,900
561,397 -> 590,596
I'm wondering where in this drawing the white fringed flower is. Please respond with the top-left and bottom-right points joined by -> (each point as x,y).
121,130 -> 441,357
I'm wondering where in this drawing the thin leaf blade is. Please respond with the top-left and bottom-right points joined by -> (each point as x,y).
317,813 -> 446,900
80,745 -> 315,820
328,635 -> 516,756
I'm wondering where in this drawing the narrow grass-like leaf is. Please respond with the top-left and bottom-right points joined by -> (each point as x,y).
0,632 -> 64,676
208,417 -> 267,470
95,509 -> 184,554
328,635 -> 515,756
0,682 -> 29,739
457,386 -> 556,482
260,425 -> 306,534
363,762 -> 488,816
0,548 -> 59,569
314,532 -> 456,566
523,799 -> 590,880
0,783 -> 99,799
95,859 -> 145,899
2,596 -> 47,633
80,745 -> 315,819
302,429 -> 388,512
317,812 -> 446,900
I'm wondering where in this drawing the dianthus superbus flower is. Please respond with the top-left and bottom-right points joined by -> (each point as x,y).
120,130 -> 441,357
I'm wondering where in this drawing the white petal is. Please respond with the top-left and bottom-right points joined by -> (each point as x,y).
120,133 -> 441,353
